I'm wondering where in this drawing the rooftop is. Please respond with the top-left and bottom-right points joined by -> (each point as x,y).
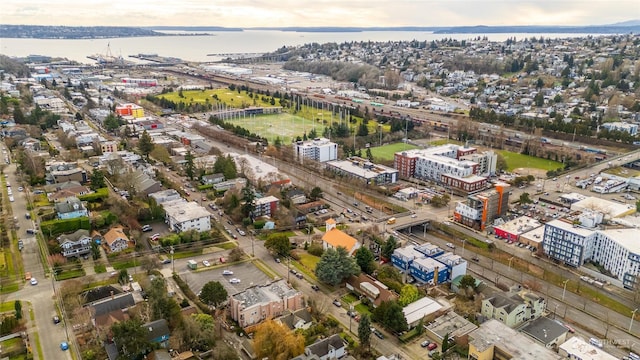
402,296 -> 443,325
494,216 -> 542,235
520,317 -> 568,345
558,337 -> 618,360
469,319 -> 562,359
322,229 -> 358,252
231,279 -> 300,308
164,201 -> 211,222
599,228 -> 640,254
326,158 -> 398,179
571,196 -> 634,218
426,311 -> 478,340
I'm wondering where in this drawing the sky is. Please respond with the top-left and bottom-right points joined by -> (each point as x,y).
2,0 -> 639,28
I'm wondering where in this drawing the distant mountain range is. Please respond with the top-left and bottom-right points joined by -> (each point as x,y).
0,22 -> 639,38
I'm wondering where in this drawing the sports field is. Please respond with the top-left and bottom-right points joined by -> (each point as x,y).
369,142 -> 420,161
497,150 -> 562,172
225,113 -> 329,144
158,89 -> 275,108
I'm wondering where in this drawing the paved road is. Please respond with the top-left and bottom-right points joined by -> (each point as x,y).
2,147 -> 73,360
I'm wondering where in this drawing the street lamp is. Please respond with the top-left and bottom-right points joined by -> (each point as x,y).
631,308 -> 639,333
562,279 -> 569,301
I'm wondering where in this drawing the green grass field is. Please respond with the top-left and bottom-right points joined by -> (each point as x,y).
497,150 -> 563,171
158,89 -> 275,108
369,142 -> 420,161
226,113 -> 328,144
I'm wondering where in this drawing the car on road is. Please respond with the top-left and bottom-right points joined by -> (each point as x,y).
141,224 -> 152,232
18,240 -> 23,251
60,342 -> 69,351
53,315 -> 61,324
295,273 -> 303,279
227,220 -> 233,225
311,284 -> 320,291
411,214 -> 417,218
150,233 -> 160,241
372,328 -> 384,339
238,229 -> 246,236
202,260 -> 211,267
208,203 -> 217,210
333,299 -> 342,307
8,196 -> 14,202
347,310 -> 357,318
275,258 -> 281,263
17,187 -> 23,192
222,270 -> 233,275
30,278 -> 38,285
446,243 -> 455,249
26,229 -> 37,235
472,256 -> 480,262
229,278 -> 241,284
161,258 -> 172,264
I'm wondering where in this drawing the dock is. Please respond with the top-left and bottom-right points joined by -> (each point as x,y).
128,54 -> 186,65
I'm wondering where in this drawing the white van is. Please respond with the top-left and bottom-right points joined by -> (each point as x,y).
589,338 -> 603,348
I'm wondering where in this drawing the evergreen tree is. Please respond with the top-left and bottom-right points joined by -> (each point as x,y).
358,314 -> 372,348
184,150 -> 195,180
138,130 -> 154,159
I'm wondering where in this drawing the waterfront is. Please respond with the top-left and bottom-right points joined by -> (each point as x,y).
0,30 -> 606,64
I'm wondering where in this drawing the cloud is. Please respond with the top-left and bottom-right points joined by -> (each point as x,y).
3,0 -> 637,27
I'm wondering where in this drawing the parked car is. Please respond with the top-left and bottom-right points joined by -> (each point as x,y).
150,233 -> 160,241
295,273 -> 303,279
311,284 -> 320,291
421,341 -> 430,348
332,299 -> 342,307
30,278 -> 38,286
427,343 -> 438,350
229,278 -> 241,284
446,243 -> 455,249
141,224 -> 152,232
372,328 -> 384,339
222,270 -> 233,275
53,315 -> 61,324
202,260 -> 211,267
26,229 -> 37,235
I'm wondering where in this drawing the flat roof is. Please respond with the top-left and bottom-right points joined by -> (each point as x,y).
571,197 -> 634,218
402,296 -> 443,325
469,320 -> 562,359
495,216 -> 542,235
520,225 -> 545,244
544,219 -> 595,237
599,228 -> 640,254
558,337 -> 617,360
164,201 -> 211,222
426,311 -> 477,340
520,317 -> 568,345
326,159 -> 398,179
231,279 -> 299,308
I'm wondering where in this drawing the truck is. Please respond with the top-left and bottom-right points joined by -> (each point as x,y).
387,217 -> 396,225
187,260 -> 197,270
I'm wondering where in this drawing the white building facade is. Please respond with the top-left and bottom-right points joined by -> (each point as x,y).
163,200 -> 212,233
293,138 -> 338,162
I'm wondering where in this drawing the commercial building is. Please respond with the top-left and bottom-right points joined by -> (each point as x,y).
115,103 -> 145,118
402,296 -> 444,328
493,216 -> 542,243
163,200 -> 212,233
229,279 -> 304,329
293,138 -> 338,162
468,320 -> 562,360
520,317 -> 568,348
454,183 -> 510,230
481,290 -> 546,328
325,157 -> 398,185
558,337 -> 618,360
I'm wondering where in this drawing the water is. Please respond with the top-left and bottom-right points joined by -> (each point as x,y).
0,30 -> 604,64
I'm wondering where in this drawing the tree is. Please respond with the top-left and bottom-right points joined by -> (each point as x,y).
103,113 -> 122,131
253,319 -> 304,360
372,300 -> 408,333
442,332 -> 451,353
381,236 -> 397,259
398,284 -> 420,306
315,247 -> 360,286
90,169 -> 106,190
366,147 -> 373,161
14,301 -> 22,320
354,247 -> 375,274
184,150 -> 195,180
519,192 -> 532,204
309,186 -> 323,201
112,318 -> 150,358
358,313 -> 372,348
241,182 -> 255,218
138,130 -> 154,159
459,275 -> 477,291
199,281 -> 228,307
265,233 -> 291,257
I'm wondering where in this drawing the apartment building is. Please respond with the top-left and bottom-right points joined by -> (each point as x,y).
163,200 -> 212,233
293,137 -> 338,162
454,183 -> 510,230
391,243 -> 467,285
253,195 -> 279,218
229,279 -> 304,329
325,157 -> 398,185
115,103 -> 145,118
481,291 -> 545,328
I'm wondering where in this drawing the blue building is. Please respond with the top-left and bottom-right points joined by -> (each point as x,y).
391,245 -> 423,272
410,257 -> 449,285
415,243 -> 445,257
54,197 -> 89,219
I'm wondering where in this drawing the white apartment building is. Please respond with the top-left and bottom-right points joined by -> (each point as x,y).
459,150 -> 498,177
293,138 -> 338,162
601,121 -> 638,136
163,200 -> 212,233
543,218 -> 640,289
394,145 -> 482,183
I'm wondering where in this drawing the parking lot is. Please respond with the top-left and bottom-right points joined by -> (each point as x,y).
182,261 -> 272,295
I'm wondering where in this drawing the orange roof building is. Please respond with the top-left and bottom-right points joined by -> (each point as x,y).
322,219 -> 360,255
103,226 -> 130,253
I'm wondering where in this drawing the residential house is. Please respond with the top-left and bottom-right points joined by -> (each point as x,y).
346,273 -> 399,307
292,334 -> 347,360
481,289 -> 546,328
103,226 -> 130,253
322,219 -> 360,255
48,165 -> 87,184
144,319 -> 170,348
201,173 -> 225,185
48,185 -> 92,203
54,197 -> 88,219
287,189 -> 307,205
57,229 -> 92,258
91,293 -> 136,327
229,279 -> 304,330
277,308 -> 313,330
133,170 -> 162,196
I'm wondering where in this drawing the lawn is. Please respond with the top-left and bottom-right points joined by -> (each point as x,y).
158,89 -> 275,108
56,269 -> 85,281
369,142 -> 420,161
225,112 -> 328,144
496,150 -> 563,172
296,253 -> 320,271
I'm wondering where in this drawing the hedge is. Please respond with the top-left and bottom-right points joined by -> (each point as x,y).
79,188 -> 109,202
40,217 -> 91,237
197,184 -> 213,191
